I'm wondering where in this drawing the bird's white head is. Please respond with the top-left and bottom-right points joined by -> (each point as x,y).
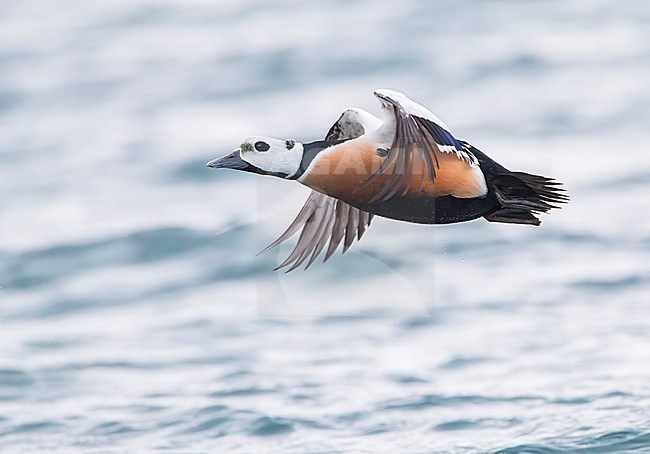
207,136 -> 304,179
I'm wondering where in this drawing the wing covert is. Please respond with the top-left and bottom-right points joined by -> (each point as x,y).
361,89 -> 479,202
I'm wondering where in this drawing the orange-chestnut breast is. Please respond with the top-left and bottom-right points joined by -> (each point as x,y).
299,138 -> 487,205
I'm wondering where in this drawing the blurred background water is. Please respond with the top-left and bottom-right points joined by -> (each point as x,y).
1,0 -> 649,452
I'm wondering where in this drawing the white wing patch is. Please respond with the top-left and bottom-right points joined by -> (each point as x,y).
375,88 -> 452,131
374,89 -> 478,166
325,108 -> 382,141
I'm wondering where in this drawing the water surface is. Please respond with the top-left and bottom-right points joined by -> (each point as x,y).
1,0 -> 649,452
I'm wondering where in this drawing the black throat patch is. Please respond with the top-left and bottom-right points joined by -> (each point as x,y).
289,139 -> 348,180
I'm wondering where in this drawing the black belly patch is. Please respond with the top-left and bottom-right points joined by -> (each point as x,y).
355,193 -> 498,224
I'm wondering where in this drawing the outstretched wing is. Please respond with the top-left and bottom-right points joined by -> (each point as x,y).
260,109 -> 379,272
258,191 -> 373,272
363,89 -> 479,202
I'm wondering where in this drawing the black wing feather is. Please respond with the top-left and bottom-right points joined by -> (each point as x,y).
359,95 -> 476,203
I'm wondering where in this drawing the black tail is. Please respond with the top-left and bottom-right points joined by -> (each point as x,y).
484,171 -> 569,225
459,141 -> 569,226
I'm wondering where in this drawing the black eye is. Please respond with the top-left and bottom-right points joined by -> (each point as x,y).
254,141 -> 270,152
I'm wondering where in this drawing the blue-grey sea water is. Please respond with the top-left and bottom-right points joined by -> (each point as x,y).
1,0 -> 649,452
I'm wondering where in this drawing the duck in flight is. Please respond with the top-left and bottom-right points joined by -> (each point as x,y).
207,89 -> 568,272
